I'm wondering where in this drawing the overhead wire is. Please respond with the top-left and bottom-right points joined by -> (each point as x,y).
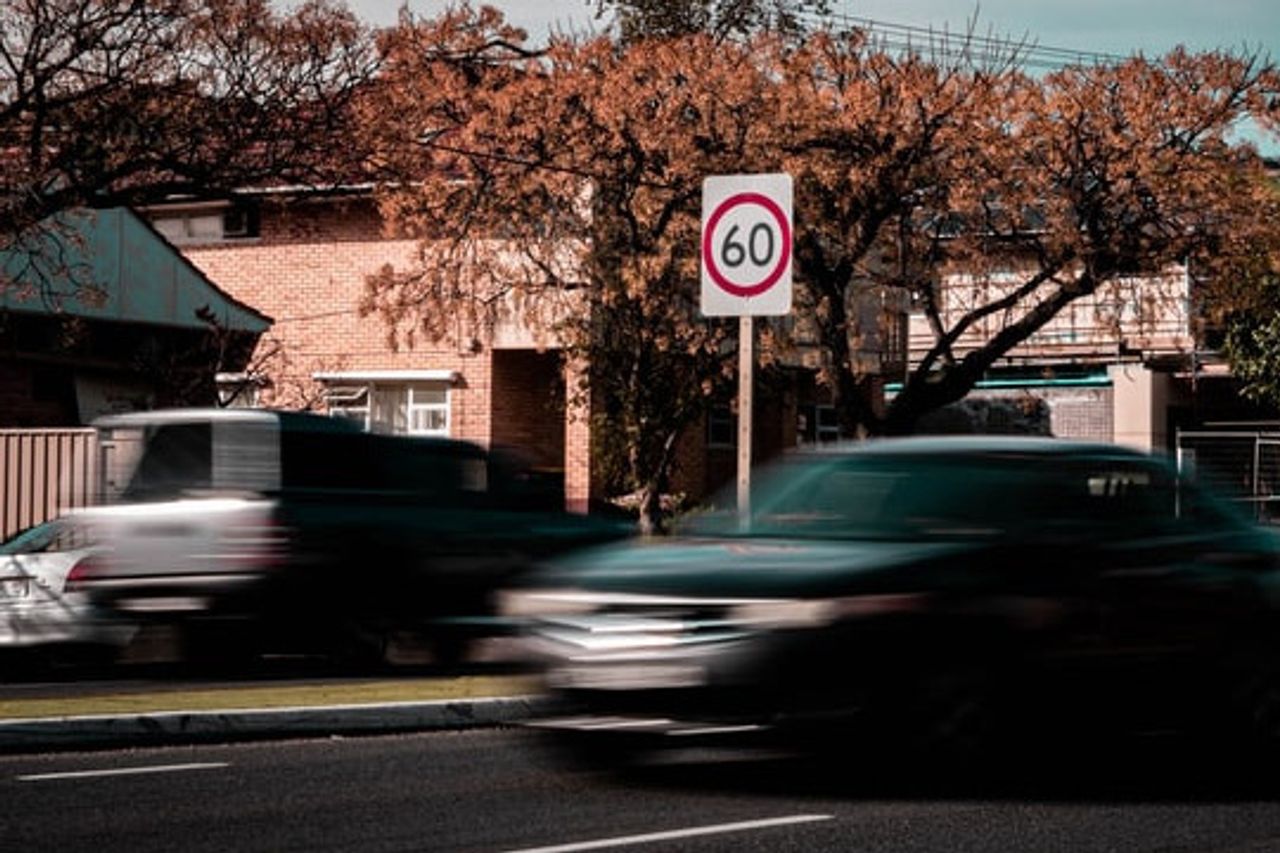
796,8 -> 1139,70
389,11 -> 1143,191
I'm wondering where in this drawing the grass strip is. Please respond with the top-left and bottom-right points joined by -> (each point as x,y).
0,675 -> 540,720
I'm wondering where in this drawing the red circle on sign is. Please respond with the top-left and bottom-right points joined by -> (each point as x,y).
703,192 -> 792,298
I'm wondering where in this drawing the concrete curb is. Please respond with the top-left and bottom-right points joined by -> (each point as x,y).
0,695 -> 549,753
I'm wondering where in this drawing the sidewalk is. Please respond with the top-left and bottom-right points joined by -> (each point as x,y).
0,674 -> 547,753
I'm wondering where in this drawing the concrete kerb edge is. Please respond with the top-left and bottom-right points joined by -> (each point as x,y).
0,695 -> 550,753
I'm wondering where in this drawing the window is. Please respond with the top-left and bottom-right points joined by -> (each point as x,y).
150,205 -> 259,245
326,386 -> 370,430
707,406 -> 735,449
215,373 -> 265,409
1073,463 -> 1177,528
407,386 -> 449,436
797,404 -> 840,446
122,423 -> 212,501
324,383 -> 449,437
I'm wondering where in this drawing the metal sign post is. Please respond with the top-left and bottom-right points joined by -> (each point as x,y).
700,174 -> 793,521
737,315 -> 753,522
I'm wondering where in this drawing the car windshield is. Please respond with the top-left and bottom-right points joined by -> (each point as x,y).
0,521 -> 59,555
683,450 -> 1184,541
114,419 -> 280,502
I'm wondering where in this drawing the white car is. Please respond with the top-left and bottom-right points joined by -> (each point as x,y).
0,519 -> 134,659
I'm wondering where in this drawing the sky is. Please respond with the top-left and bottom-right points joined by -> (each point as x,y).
343,0 -> 1280,59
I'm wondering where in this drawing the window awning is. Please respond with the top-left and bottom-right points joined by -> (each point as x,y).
312,369 -> 459,383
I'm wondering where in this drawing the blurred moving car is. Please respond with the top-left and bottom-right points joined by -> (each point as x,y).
0,519 -> 133,665
71,408 -> 629,665
511,437 -> 1280,768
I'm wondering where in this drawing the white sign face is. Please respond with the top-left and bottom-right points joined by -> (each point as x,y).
700,173 -> 793,317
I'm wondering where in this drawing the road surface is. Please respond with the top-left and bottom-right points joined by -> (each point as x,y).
4,729 -> 1280,852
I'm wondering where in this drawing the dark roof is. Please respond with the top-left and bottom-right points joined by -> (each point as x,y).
1,207 -> 271,334
805,435 -> 1155,460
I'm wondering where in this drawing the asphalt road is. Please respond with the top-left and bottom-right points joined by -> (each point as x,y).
5,728 -> 1280,853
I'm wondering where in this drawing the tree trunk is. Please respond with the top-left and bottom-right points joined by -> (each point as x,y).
818,289 -> 881,438
634,427 -> 682,535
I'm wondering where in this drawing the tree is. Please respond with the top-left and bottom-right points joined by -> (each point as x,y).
880,48 -> 1280,434
1,0 -> 376,303
768,28 -> 1023,437
770,32 -> 1280,436
591,0 -> 830,42
360,7 -> 778,531
1214,173 -> 1280,406
361,7 -> 1280,528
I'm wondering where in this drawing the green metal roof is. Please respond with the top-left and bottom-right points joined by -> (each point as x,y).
1,207 -> 271,334
885,374 -> 1112,393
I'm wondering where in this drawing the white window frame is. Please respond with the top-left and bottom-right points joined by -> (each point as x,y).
316,371 -> 458,438
406,384 -> 450,436
325,385 -> 371,430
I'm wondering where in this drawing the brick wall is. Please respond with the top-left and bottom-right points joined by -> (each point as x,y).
175,197 -> 494,446
669,374 -> 799,506
491,350 -> 565,470
563,358 -> 592,513
1044,387 -> 1115,441
967,385 -> 1114,441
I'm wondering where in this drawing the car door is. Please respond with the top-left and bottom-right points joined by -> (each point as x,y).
1088,460 -> 1270,720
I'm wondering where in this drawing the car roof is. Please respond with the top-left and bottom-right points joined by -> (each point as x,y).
93,408 -> 363,433
796,435 -> 1161,462
91,408 -> 491,452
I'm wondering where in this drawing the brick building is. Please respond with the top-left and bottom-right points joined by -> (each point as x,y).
145,188 -> 1256,515
903,265 -> 1277,453
145,192 -> 597,509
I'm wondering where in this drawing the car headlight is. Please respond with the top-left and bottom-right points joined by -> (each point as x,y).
728,599 -> 839,628
497,588 -> 606,618
729,593 -> 928,628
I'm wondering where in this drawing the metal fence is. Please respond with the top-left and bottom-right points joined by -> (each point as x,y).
0,428 -> 99,541
1176,429 -> 1280,524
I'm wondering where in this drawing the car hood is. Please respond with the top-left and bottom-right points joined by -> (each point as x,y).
0,550 -> 84,585
538,536 -> 982,599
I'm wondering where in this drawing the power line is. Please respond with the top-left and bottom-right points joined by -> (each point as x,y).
796,9 -> 1145,70
273,307 -> 362,323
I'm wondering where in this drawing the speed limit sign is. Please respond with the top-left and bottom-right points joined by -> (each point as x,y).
700,174 -> 792,316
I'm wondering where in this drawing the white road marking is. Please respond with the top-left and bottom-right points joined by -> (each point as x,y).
500,813 -> 834,853
17,761 -> 229,782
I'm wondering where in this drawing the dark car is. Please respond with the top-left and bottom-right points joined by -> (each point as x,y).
72,408 -> 630,664
511,436 -> 1280,768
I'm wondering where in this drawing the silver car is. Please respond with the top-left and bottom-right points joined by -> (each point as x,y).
0,519 -> 134,660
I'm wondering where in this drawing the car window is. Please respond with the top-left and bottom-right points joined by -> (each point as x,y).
50,525 -> 91,552
281,430 -> 382,492
1177,480 -> 1251,531
122,422 -> 212,501
118,420 -> 280,500
1071,462 -> 1177,529
0,520 -> 86,554
0,521 -> 59,555
735,454 -> 1054,540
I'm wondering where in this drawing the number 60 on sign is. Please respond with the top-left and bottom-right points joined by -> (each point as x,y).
700,173 -> 793,317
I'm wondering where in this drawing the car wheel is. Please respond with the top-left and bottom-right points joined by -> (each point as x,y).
541,729 -> 643,773
331,620 -> 393,672
901,667 -> 998,773
181,622 -> 260,673
1226,662 -> 1280,753
430,632 -> 472,669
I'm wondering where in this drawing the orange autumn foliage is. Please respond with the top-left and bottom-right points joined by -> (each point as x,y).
360,6 -> 1279,524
